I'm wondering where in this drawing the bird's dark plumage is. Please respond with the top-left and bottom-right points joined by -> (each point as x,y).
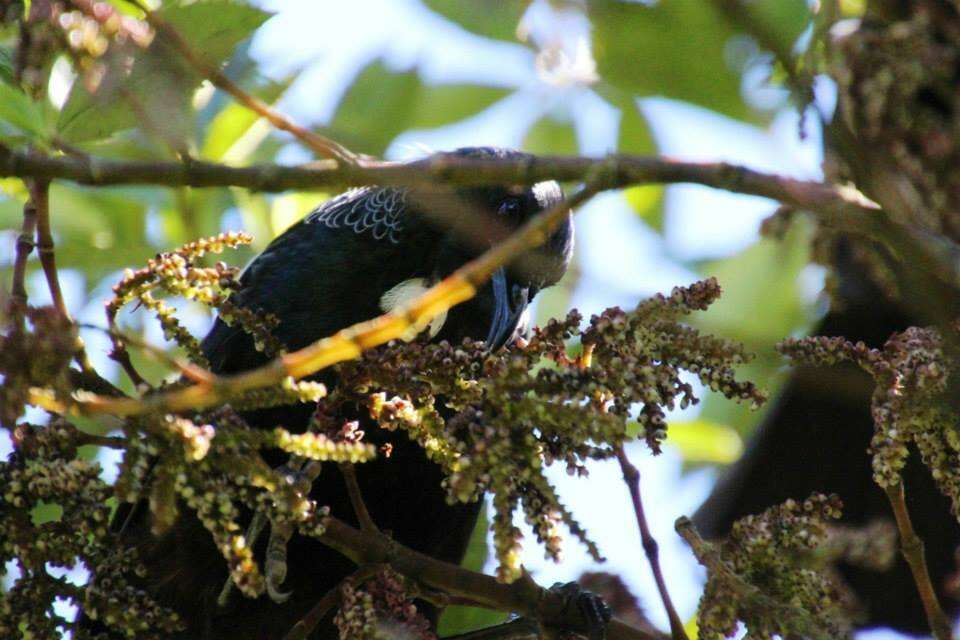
83,148 -> 573,639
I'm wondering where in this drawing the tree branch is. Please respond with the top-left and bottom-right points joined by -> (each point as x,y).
340,463 -> 379,535
883,481 -> 952,640
29,179 -> 70,319
0,145 -> 878,218
9,193 -> 38,326
318,516 -> 658,640
120,0 -> 357,165
616,447 -> 687,640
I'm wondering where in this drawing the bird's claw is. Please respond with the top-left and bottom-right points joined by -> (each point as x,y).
547,582 -> 612,640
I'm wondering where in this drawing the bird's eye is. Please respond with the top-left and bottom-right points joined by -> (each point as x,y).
498,198 -> 522,217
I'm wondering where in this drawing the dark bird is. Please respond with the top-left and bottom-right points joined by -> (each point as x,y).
82,147 -> 575,639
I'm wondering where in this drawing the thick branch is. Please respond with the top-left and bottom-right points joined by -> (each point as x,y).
318,516 -> 657,640
0,146 -> 878,220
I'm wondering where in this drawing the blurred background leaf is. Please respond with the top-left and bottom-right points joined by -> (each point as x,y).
590,0 -> 809,122
57,0 -> 270,145
437,505 -> 508,635
422,0 -> 528,42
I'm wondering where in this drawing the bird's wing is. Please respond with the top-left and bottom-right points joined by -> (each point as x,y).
304,186 -> 408,244
202,187 -> 423,374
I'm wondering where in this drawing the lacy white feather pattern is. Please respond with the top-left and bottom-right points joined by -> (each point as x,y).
305,187 -> 408,244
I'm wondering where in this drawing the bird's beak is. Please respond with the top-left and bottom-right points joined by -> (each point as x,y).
485,268 -> 530,351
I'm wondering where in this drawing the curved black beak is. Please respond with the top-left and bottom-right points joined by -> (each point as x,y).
485,268 -> 530,351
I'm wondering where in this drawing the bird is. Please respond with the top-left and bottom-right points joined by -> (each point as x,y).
80,147 -> 576,640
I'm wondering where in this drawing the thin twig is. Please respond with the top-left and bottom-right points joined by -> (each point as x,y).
79,322 -> 214,385
32,183 -> 601,416
73,430 -> 127,449
883,481 -> 952,640
282,564 -> 384,640
28,172 -> 108,380
123,0 -> 357,165
109,340 -> 150,389
9,195 -> 38,326
340,463 -> 378,534
616,447 -> 687,640
29,179 -> 70,319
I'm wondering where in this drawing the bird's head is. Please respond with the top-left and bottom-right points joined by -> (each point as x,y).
417,147 -> 574,350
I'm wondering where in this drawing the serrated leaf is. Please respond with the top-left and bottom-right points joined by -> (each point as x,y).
57,0 -> 270,144
667,419 -> 744,464
422,0 -> 528,42
591,0 -> 810,121
0,82 -> 48,140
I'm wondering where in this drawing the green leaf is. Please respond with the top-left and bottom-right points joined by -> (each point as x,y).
0,82 -> 48,140
694,221 -> 814,348
0,46 -> 15,85
161,0 -> 270,65
57,0 -> 270,144
30,501 -> 64,526
523,116 -> 578,155
612,93 -> 664,231
0,184 -> 154,284
667,419 -> 743,464
411,84 -> 510,129
437,504 -> 509,635
202,79 -> 288,161
327,62 -> 421,156
422,0 -> 528,42
590,0 -> 810,121
328,63 -> 511,156
692,220 -> 817,435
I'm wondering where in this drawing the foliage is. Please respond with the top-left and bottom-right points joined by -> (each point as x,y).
4,0 -> 960,639
781,326 -> 960,514
0,228 -> 763,637
678,495 -> 852,640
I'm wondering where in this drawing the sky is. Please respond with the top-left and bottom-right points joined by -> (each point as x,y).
1,0 -> 917,638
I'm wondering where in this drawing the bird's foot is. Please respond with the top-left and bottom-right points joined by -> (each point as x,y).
265,459 -> 322,604
543,582 -> 612,640
217,458 -> 323,607
265,521 -> 294,603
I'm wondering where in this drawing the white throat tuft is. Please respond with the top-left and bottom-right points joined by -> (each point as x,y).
379,278 -> 448,340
